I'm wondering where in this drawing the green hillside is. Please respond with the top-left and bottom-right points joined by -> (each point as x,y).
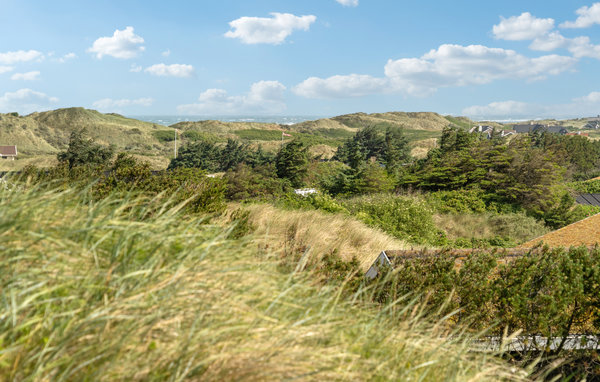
0,108 -> 485,170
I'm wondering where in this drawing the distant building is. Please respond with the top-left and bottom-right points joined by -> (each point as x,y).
512,123 -> 567,135
469,125 -> 515,139
588,115 -> 600,122
294,188 -> 318,197
0,145 -> 17,160
575,194 -> 600,207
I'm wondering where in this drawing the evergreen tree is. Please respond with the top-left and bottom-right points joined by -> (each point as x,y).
384,126 -> 411,173
275,140 -> 309,188
57,129 -> 114,169
168,141 -> 221,172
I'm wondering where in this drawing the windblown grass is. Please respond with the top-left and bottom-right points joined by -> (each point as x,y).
238,203 -> 409,271
0,185 -> 529,380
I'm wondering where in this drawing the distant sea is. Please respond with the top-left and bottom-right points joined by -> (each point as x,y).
129,115 -> 327,126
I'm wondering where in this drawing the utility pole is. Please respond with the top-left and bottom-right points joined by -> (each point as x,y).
174,129 -> 178,158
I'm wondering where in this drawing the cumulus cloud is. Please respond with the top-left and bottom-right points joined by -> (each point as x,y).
54,52 -> 77,63
294,44 -> 576,98
161,49 -> 171,57
561,3 -> 600,28
386,44 -> 575,93
144,63 -> 194,78
336,0 -> 359,6
463,91 -> 600,120
11,71 -> 40,81
294,74 -> 389,98
130,64 -> 142,73
92,97 -> 154,112
0,88 -> 58,114
177,80 -> 286,114
88,27 -> 145,59
493,12 -> 555,40
225,13 -> 316,44
0,66 -> 13,74
0,50 -> 44,64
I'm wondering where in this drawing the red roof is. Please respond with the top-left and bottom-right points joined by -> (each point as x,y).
0,146 -> 17,156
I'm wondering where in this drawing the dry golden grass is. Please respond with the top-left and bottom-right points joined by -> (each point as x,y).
237,203 -> 408,271
0,155 -> 58,171
434,212 -> 549,244
411,138 -> 439,159
0,184 -> 532,381
520,213 -> 600,248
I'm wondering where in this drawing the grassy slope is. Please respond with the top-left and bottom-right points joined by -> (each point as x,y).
0,108 -> 523,170
0,108 -> 174,170
0,185 -> 528,381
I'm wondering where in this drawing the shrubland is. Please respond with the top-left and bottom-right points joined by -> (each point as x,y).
5,119 -> 600,379
0,181 -> 532,380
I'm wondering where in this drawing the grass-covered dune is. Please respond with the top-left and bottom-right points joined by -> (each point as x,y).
0,184 -> 528,381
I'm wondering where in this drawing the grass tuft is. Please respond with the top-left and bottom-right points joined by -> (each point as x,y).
0,185 -> 529,380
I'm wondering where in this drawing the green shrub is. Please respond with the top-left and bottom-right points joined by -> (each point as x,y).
279,192 -> 347,214
152,129 -> 176,142
224,163 -> 291,201
343,194 -> 444,245
426,189 -> 488,213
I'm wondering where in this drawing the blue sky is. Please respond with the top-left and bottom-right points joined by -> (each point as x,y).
2,0 -> 600,120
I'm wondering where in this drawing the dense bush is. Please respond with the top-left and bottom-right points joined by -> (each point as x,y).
224,163 -> 291,201
371,246 -> 600,346
342,194 -> 445,245
152,129 -> 176,142
279,192 -> 347,214
57,129 -> 115,169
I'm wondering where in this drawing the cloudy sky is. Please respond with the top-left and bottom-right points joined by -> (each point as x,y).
2,0 -> 600,120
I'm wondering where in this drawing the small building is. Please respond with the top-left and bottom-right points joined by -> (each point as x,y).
0,145 -> 17,160
294,188 -> 318,197
365,251 -> 394,280
512,123 -> 567,135
575,194 -> 600,207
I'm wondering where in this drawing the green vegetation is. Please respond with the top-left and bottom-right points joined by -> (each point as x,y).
152,129 -> 176,142
0,182 -> 532,380
7,108 -> 600,379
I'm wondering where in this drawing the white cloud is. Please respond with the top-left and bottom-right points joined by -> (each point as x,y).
0,88 -> 58,114
130,64 -> 142,73
529,31 -> 568,51
386,45 -> 576,95
462,100 -> 543,119
54,52 -> 77,63
294,74 -> 389,98
88,26 -> 145,59
561,3 -> 600,28
177,80 -> 286,114
463,91 -> 600,120
161,49 -> 171,57
336,0 -> 359,7
225,12 -> 316,44
0,50 -> 44,64
575,91 -> 600,103
0,66 -> 13,74
493,12 -> 555,41
295,44 -> 576,98
92,97 -> 154,112
568,36 -> 600,60
144,63 -> 194,78
11,71 -> 40,81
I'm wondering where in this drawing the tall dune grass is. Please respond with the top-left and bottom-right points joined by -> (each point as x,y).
238,203 -> 410,271
0,185 -> 530,380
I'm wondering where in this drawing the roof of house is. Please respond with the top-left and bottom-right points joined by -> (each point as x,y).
512,124 -> 567,134
519,213 -> 600,248
576,193 -> 600,206
0,146 -> 17,156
